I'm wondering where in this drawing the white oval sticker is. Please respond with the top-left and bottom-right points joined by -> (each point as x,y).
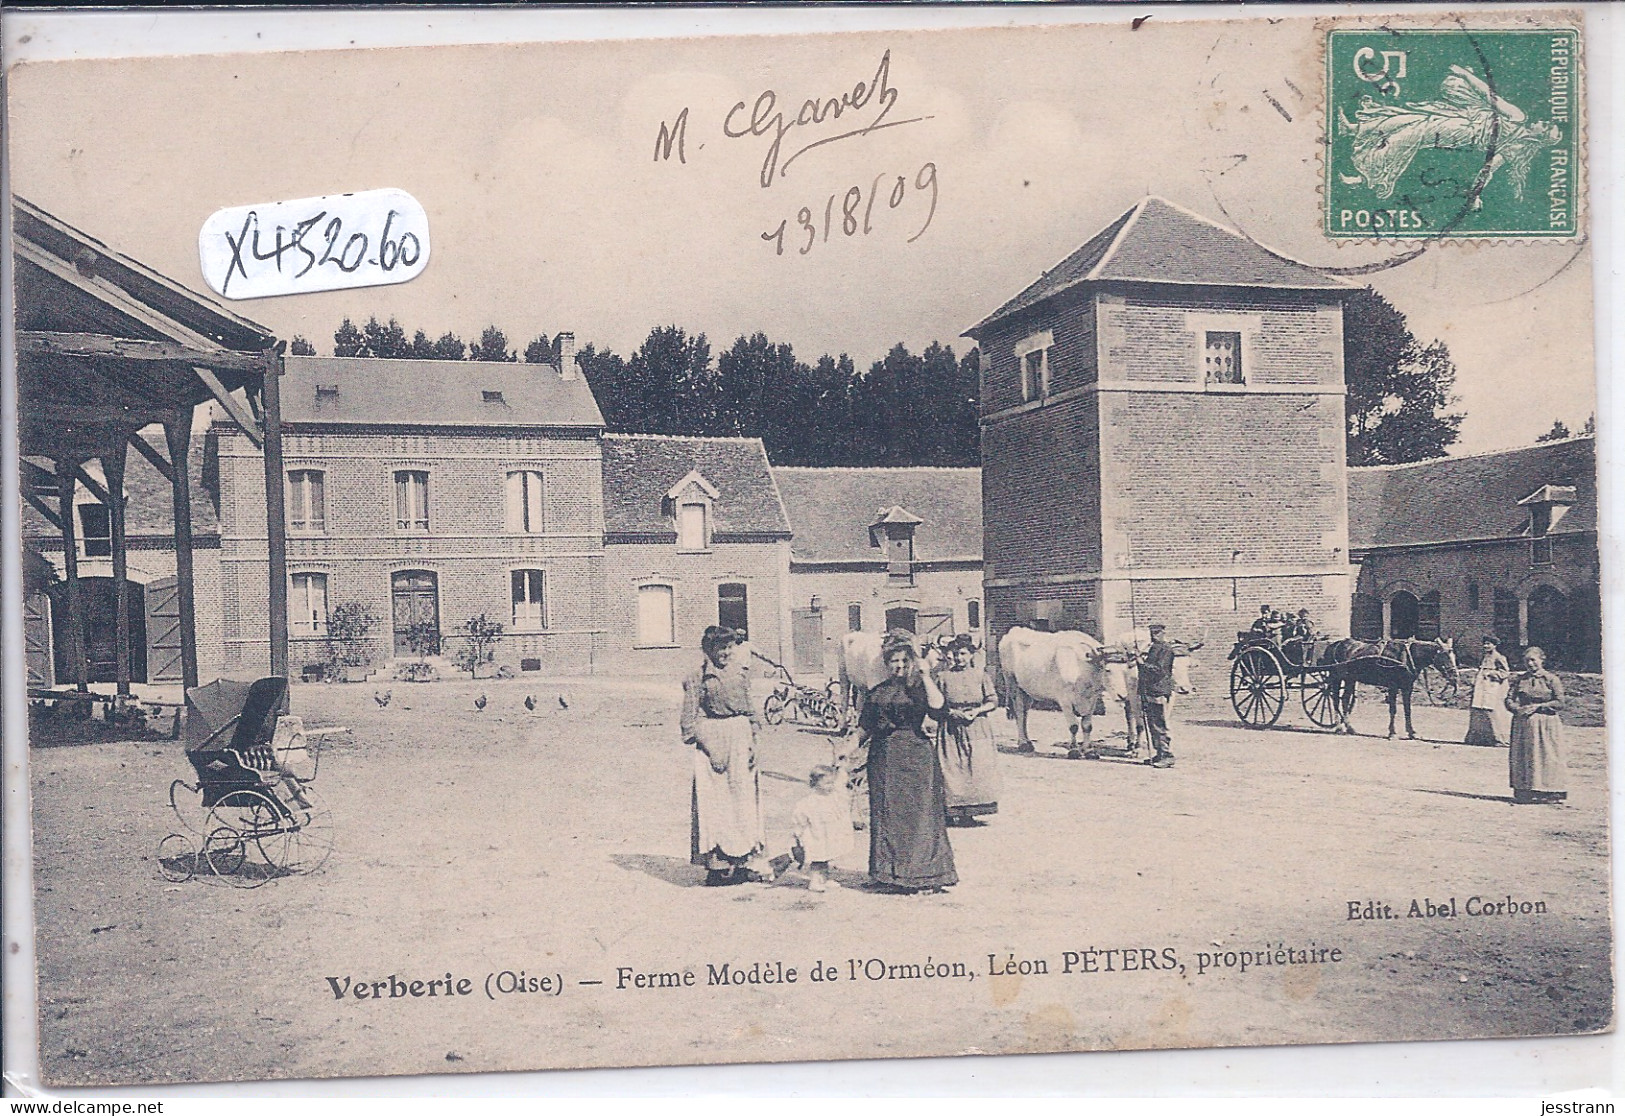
198,188 -> 430,300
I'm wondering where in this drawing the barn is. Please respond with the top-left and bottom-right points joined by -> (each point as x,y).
1347,436 -> 1600,670
772,465 -> 984,675
967,196 -> 1354,656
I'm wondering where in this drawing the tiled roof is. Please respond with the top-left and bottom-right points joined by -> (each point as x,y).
773,467 -> 982,563
280,355 -> 604,428
1348,437 -> 1596,550
20,432 -> 217,539
602,435 -> 790,540
970,197 -> 1347,334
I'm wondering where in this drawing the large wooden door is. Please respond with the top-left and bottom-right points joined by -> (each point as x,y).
1526,585 -> 1569,666
917,609 -> 955,642
24,592 -> 53,688
145,576 -> 183,682
791,608 -> 824,675
392,570 -> 440,656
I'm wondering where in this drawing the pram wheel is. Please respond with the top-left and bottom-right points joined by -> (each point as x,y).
276,785 -> 335,874
156,833 -> 197,882
204,789 -> 282,887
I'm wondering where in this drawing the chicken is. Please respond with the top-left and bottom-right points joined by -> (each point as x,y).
474,693 -> 487,712
374,690 -> 392,708
523,694 -> 536,711
557,694 -> 570,710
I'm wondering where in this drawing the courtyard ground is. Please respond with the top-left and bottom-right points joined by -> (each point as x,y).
26,670 -> 1614,1085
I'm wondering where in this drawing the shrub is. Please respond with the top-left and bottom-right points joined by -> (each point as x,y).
323,602 -> 381,678
454,614 -> 505,679
403,620 -> 441,660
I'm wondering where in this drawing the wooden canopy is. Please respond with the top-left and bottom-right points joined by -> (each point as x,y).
13,197 -> 290,695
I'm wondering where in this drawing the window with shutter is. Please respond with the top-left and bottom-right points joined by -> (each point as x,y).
511,569 -> 546,630
394,471 -> 430,532
505,470 -> 545,534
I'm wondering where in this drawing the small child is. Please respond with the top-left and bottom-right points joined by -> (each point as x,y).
791,765 -> 853,893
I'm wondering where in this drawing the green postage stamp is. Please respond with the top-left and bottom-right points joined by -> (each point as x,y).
1324,26 -> 1580,238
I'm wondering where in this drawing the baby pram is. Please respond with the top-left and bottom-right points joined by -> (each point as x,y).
158,676 -> 334,887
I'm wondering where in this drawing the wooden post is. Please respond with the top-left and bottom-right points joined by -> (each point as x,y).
262,350 -> 290,693
164,418 -> 200,691
55,459 -> 87,692
101,439 -> 132,696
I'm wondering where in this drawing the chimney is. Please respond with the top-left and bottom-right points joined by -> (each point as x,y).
554,331 -> 577,381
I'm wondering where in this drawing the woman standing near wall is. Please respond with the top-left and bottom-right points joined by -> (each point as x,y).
1504,645 -> 1568,805
1464,635 -> 1511,746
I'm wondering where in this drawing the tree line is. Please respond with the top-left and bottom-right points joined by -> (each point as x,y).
292,286 -> 1465,467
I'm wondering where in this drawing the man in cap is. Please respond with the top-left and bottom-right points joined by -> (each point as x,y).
1138,623 -> 1177,768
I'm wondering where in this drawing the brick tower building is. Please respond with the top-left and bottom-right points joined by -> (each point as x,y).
968,197 -> 1353,655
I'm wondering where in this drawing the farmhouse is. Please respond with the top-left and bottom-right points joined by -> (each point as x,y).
772,466 -> 983,675
968,196 -> 1354,655
210,346 -> 609,677
1347,436 -> 1600,669
600,434 -> 792,675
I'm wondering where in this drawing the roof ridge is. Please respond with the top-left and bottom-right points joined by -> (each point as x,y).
1131,196 -> 1356,289
772,465 -> 981,473
1350,435 -> 1594,472
1082,198 -> 1149,282
605,432 -> 766,444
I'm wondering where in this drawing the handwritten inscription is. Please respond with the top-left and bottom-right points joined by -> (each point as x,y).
652,50 -> 940,255
761,163 -> 939,256
199,188 -> 430,300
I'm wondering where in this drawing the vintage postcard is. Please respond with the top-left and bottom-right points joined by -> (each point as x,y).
4,7 -> 1613,1089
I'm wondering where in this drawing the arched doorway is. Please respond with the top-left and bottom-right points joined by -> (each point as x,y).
1526,585 -> 1568,666
1389,591 -> 1419,640
391,570 -> 440,656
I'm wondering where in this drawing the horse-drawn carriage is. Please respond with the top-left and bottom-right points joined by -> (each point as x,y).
1228,629 -> 1354,729
1229,630 -> 1459,735
158,676 -> 334,887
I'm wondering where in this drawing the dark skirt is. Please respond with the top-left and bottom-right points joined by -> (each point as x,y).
869,727 -> 958,889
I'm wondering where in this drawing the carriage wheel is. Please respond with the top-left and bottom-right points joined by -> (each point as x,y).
1230,647 -> 1286,728
271,785 -> 336,875
1302,672 -> 1354,729
763,693 -> 787,726
156,833 -> 197,882
205,789 -> 283,887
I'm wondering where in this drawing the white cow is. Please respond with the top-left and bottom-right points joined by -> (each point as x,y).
1099,629 -> 1199,754
998,626 -> 1199,758
997,627 -> 1112,757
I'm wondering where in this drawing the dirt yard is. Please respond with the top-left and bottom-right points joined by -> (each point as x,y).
27,670 -> 1614,1086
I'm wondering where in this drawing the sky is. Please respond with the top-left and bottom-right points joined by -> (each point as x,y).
7,14 -> 1599,453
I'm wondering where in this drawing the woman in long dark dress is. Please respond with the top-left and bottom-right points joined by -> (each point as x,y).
859,631 -> 957,893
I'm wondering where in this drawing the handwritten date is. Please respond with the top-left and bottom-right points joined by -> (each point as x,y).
762,163 -> 938,256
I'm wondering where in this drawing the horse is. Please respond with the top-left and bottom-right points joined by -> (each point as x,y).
1319,637 -> 1459,738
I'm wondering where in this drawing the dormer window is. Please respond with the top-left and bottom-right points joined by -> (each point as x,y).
677,501 -> 709,551
666,469 -> 720,553
1518,484 -> 1577,538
